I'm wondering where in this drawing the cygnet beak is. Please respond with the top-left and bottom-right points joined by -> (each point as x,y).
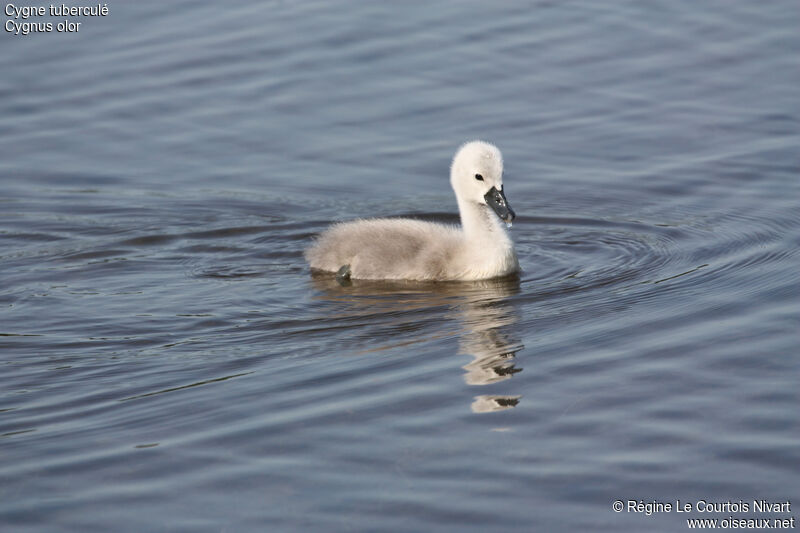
484,186 -> 515,224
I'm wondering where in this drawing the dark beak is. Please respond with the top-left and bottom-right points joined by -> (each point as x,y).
484,186 -> 515,223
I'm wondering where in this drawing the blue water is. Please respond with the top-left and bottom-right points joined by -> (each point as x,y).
1,1 -> 798,531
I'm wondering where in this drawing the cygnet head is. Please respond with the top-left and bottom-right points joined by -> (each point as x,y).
450,141 -> 515,224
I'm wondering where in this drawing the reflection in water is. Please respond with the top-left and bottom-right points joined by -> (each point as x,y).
471,395 -> 522,414
310,274 -> 524,413
453,279 -> 524,413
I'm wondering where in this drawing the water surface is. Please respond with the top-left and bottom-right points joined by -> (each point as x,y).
1,1 -> 798,531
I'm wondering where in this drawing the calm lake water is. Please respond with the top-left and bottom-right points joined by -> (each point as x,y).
1,1 -> 798,531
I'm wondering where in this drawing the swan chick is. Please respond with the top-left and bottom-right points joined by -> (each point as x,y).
306,141 -> 519,281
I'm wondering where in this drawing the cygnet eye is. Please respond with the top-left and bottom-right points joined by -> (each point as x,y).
474,174 -> 484,181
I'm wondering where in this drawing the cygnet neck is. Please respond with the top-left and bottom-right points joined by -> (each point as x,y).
456,196 -> 512,250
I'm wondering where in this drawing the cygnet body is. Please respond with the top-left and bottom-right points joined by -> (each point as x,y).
306,141 -> 519,281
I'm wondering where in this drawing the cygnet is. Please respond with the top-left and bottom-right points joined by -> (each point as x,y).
306,141 -> 519,281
